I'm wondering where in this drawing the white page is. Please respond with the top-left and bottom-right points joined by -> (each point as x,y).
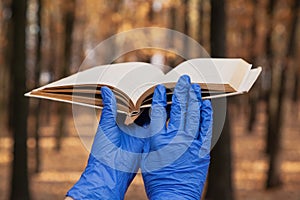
26,62 -> 165,105
159,58 -> 251,91
31,62 -> 152,89
111,63 -> 164,104
161,59 -> 223,84
238,67 -> 262,92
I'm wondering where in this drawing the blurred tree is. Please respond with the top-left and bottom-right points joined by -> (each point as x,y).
71,0 -> 86,71
167,2 -> 180,67
265,0 -> 276,63
0,0 -> 11,133
148,0 -> 154,22
264,0 -> 280,188
265,0 -> 277,155
55,0 -> 76,151
106,0 -> 122,62
266,0 -> 300,188
9,0 -> 30,199
247,0 -> 260,133
205,0 -> 234,199
42,1 -> 56,123
183,0 -> 190,57
292,63 -> 299,104
168,3 -> 176,46
289,0 -> 300,106
197,0 -> 205,45
33,0 -> 42,173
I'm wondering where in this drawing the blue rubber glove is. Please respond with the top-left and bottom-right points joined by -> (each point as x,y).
142,75 -> 213,200
66,87 -> 146,200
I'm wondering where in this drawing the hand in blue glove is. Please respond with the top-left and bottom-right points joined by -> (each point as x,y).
66,87 -> 146,200
142,75 -> 213,200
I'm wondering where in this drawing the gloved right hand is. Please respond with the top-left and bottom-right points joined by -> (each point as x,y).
142,75 -> 213,200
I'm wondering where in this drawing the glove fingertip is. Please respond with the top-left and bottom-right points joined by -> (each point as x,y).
100,86 -> 117,124
152,84 -> 167,107
179,74 -> 191,84
150,85 -> 167,132
199,99 -> 213,141
192,83 -> 202,102
168,75 -> 191,131
101,86 -> 113,104
202,100 -> 213,114
192,83 -> 201,91
198,99 -> 213,157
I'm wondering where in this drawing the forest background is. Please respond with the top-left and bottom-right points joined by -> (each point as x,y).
0,0 -> 299,199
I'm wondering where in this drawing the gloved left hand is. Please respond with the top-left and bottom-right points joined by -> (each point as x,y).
66,86 -> 147,200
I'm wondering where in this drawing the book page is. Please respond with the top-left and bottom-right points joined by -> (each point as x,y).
33,62 -> 154,89
160,58 -> 251,91
238,67 -> 262,92
28,62 -> 165,106
211,58 -> 251,90
109,63 -> 164,104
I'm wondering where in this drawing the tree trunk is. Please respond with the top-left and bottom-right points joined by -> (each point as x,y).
266,0 -> 299,188
266,61 -> 285,188
289,0 -> 300,118
292,71 -> 299,103
197,0 -> 205,45
206,113 -> 234,200
265,0 -> 277,155
0,1 -> 11,128
265,0 -> 276,62
167,4 -> 177,67
148,0 -> 154,22
247,0 -> 259,133
183,0 -> 190,58
7,1 -> 14,132
43,8 -> 56,124
55,0 -> 75,151
169,5 -> 176,43
9,0 -> 30,199
209,0 -> 226,57
33,0 -> 42,173
205,0 -> 234,199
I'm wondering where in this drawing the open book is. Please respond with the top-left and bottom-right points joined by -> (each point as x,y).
25,58 -> 261,117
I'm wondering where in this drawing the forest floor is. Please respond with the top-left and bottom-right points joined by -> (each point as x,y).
0,101 -> 300,200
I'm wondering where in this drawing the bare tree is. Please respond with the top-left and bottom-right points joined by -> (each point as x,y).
33,0 -> 42,173
197,0 -> 205,45
247,0 -> 260,133
0,1 -> 12,130
266,0 -> 300,188
265,0 -> 277,155
55,0 -> 76,151
9,0 -> 30,199
205,0 -> 234,199
183,0 -> 190,57
289,1 -> 300,106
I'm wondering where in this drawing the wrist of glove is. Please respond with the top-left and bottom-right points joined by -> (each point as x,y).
66,154 -> 135,200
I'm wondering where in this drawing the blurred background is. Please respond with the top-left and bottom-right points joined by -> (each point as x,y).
1,0 -> 300,199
